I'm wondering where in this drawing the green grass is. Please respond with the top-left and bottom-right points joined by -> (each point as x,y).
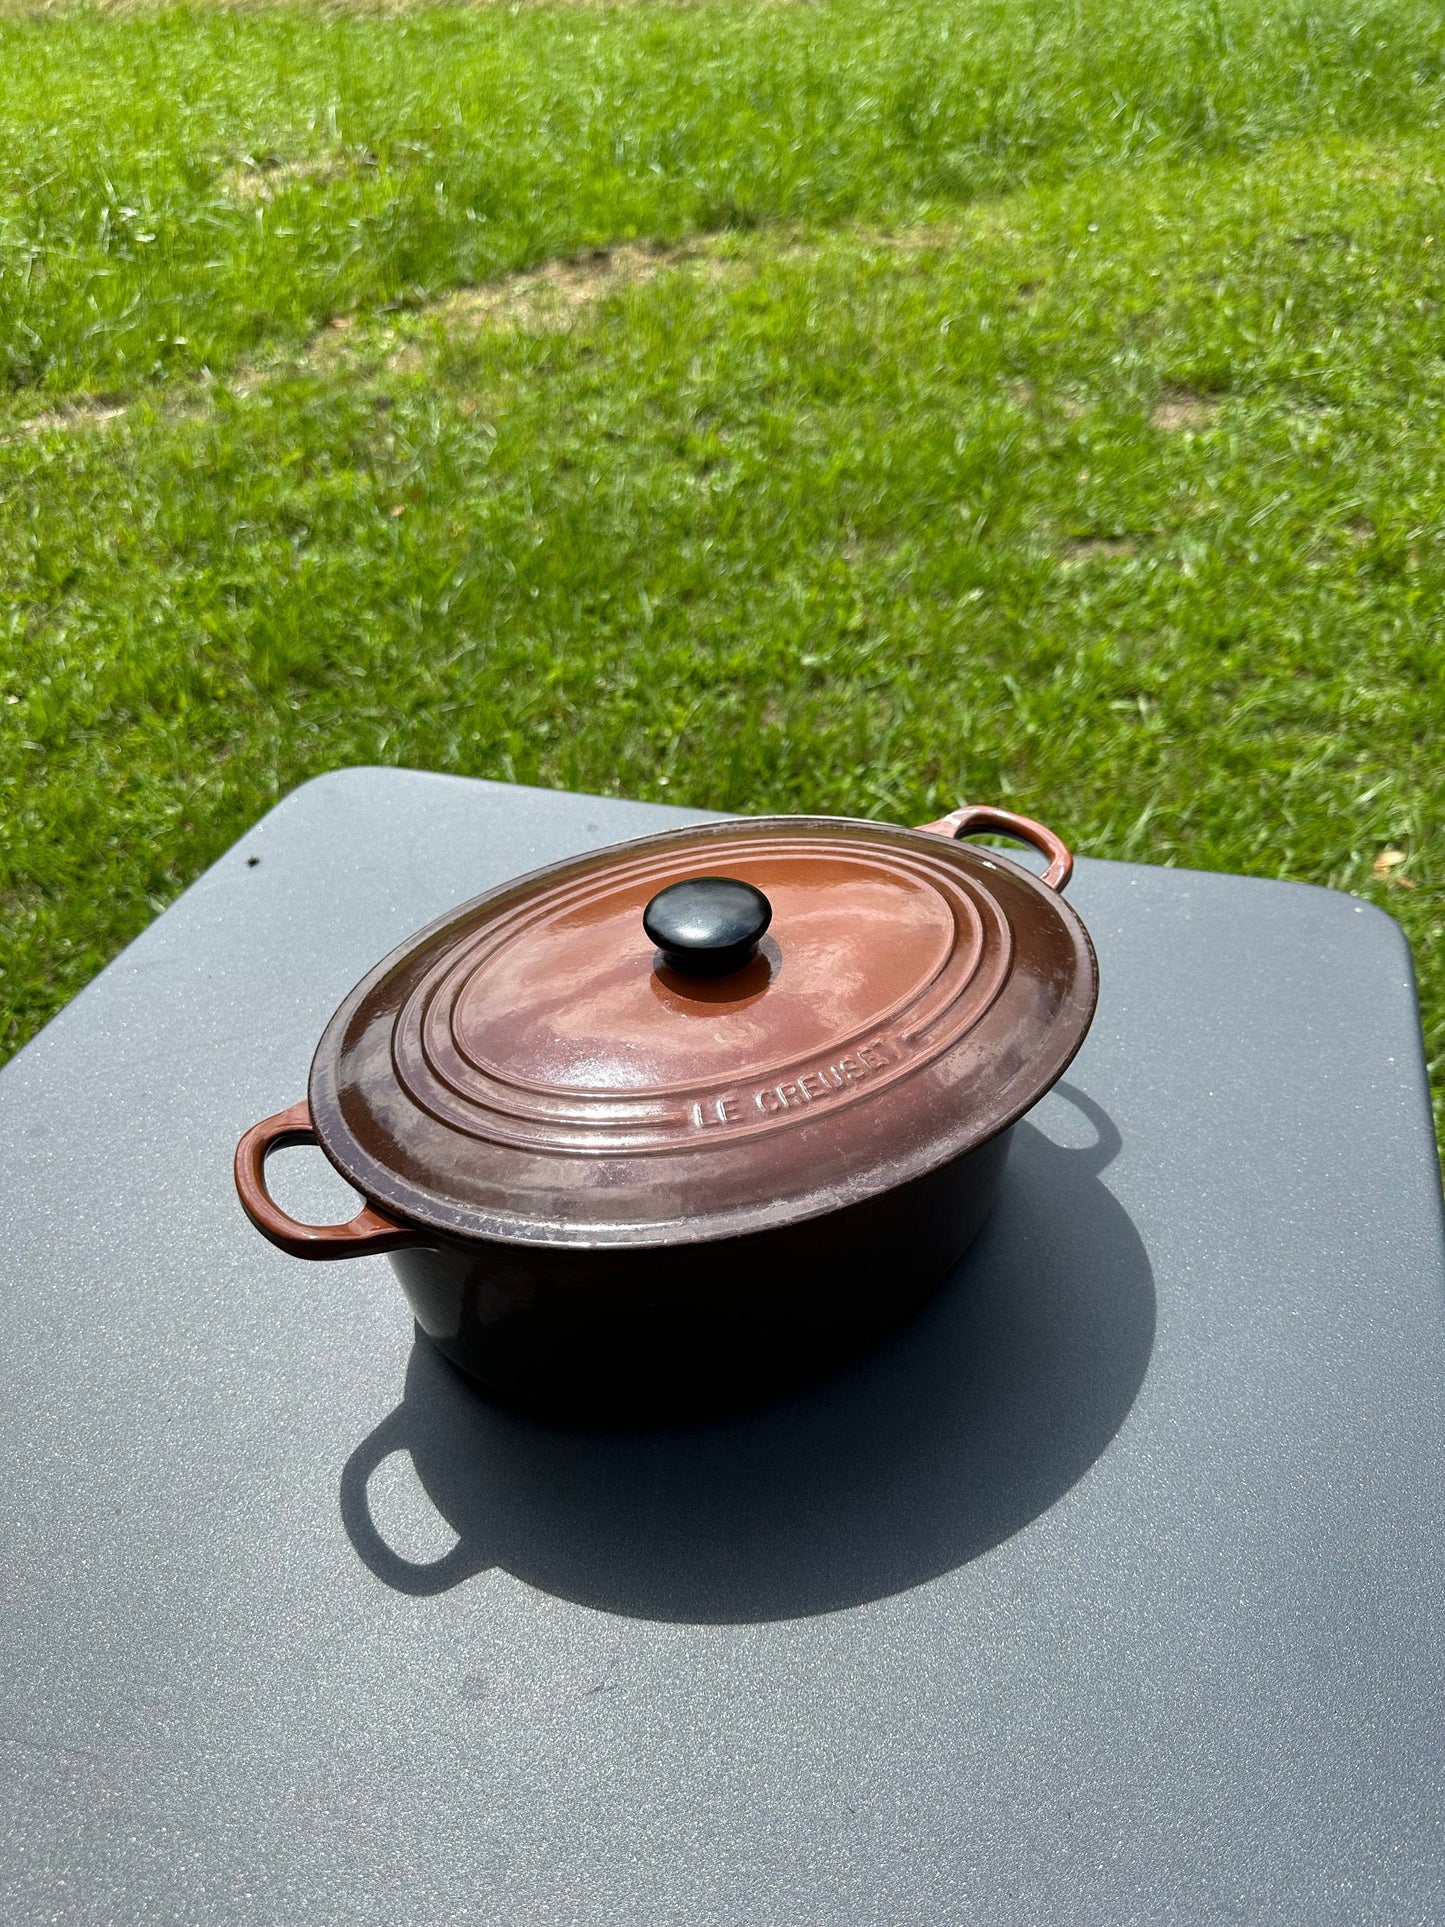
3,0 -> 1444,392
1,0 -> 1443,1145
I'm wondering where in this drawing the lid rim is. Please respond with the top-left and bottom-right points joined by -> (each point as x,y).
307,813 -> 1099,1249
309,999 -> 1095,1252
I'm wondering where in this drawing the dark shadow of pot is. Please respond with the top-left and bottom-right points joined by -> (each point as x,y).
339,1084 -> 1154,1623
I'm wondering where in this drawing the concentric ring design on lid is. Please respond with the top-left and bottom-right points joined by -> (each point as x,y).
387,830 -> 1014,1155
309,815 -> 1098,1246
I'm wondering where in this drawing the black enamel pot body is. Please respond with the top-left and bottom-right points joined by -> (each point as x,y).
386,1129 -> 1013,1416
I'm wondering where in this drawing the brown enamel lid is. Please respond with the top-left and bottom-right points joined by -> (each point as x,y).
307,808 -> 1098,1248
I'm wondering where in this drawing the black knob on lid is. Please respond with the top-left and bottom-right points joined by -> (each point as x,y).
643,876 -> 772,978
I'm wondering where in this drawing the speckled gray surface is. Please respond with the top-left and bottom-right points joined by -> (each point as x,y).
1,767 -> 1442,1926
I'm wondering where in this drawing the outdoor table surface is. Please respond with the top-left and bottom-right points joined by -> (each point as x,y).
2,765 -> 1443,1927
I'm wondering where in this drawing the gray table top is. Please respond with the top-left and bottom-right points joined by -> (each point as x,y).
2,766 -> 1442,1927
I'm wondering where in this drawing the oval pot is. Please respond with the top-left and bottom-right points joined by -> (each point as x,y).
235,801 -> 1092,1417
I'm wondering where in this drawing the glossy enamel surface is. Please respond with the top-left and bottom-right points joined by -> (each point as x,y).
305,815 -> 1098,1248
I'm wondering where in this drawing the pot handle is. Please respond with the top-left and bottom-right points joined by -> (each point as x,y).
234,1099 -> 421,1259
916,803 -> 1073,892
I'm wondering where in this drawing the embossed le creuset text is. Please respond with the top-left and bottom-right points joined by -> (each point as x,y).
690,1037 -> 894,1129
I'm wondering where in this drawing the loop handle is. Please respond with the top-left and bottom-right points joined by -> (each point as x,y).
234,1099 -> 420,1259
916,803 -> 1074,892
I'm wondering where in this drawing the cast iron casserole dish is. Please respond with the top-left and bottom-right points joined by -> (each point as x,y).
236,802 -> 1097,1414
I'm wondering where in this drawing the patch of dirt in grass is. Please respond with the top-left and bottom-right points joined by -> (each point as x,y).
301,238 -> 738,372
309,218 -> 990,368
427,240 -> 731,333
6,399 -> 127,440
1005,379 -> 1087,422
1343,157 -> 1441,189
861,224 -> 961,254
225,151 -> 375,202
1151,387 -> 1220,432
1061,536 -> 1138,564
